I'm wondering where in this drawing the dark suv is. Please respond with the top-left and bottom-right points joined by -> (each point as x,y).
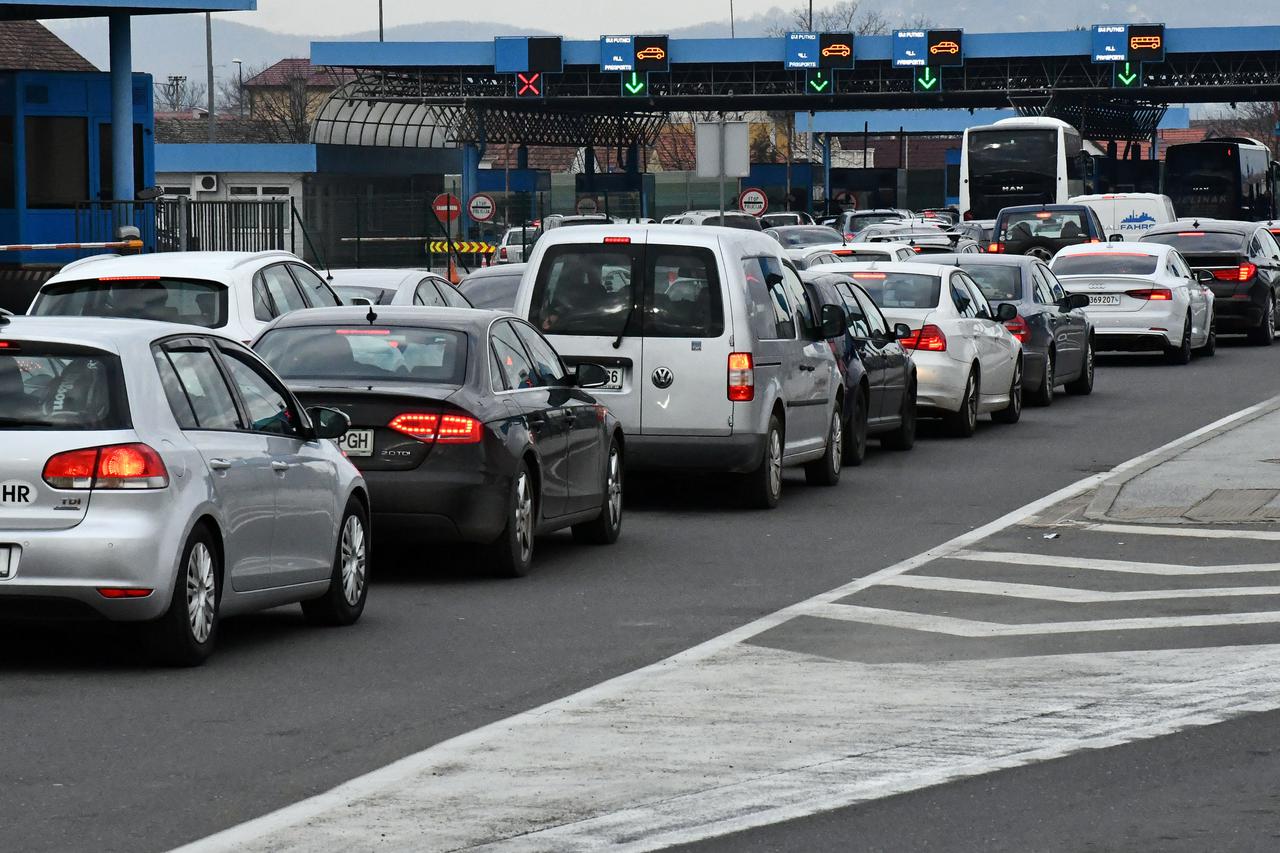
990,204 -> 1107,261
1141,221 -> 1280,344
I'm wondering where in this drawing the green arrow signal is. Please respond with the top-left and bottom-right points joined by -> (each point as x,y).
1116,62 -> 1138,86
624,72 -> 646,95
917,67 -> 938,90
808,71 -> 829,93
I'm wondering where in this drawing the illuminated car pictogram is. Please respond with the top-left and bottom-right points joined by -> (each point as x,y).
930,41 -> 960,55
1130,35 -> 1162,50
821,43 -> 852,58
636,46 -> 666,60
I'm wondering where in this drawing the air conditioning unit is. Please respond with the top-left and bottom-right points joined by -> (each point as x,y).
193,174 -> 219,194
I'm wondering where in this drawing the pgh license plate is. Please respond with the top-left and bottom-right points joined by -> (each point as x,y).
338,429 -> 374,457
1088,295 -> 1121,305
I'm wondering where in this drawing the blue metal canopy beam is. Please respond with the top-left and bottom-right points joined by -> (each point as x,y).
796,107 -> 1192,135
0,1 -> 254,18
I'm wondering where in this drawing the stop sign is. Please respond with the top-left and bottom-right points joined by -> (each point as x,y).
738,188 -> 768,217
468,193 -> 496,222
433,193 -> 462,222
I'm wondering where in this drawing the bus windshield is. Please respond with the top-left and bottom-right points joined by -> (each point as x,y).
965,129 -> 1059,219
1165,145 -> 1240,219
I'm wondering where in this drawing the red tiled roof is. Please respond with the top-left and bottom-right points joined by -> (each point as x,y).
243,58 -> 350,88
0,20 -> 96,72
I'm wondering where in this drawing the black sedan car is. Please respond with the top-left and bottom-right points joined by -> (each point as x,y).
930,254 -> 1094,406
1141,221 -> 1280,345
990,204 -> 1107,260
254,306 -> 624,577
802,271 -> 918,460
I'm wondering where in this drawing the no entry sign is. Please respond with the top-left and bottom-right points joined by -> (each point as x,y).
739,188 -> 768,217
433,193 -> 462,222
468,193 -> 496,222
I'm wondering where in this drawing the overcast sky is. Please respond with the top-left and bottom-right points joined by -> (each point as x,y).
220,0 -> 779,36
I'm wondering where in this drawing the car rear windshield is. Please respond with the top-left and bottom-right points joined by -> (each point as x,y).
530,243 -> 724,338
961,265 -> 1023,301
841,250 -> 892,261
0,343 -> 128,430
846,272 -> 941,309
254,326 -> 468,386
334,285 -> 396,305
32,278 -> 228,328
846,213 -> 898,230
1052,253 -> 1159,276
459,271 -> 522,311
1141,231 -> 1246,254
998,211 -> 1088,242
772,227 -> 844,247
703,215 -> 761,230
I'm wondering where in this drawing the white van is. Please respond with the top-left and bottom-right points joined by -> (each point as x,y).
514,224 -> 848,508
1068,193 -> 1176,240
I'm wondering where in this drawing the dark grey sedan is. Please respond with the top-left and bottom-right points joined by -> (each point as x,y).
929,254 -> 1095,406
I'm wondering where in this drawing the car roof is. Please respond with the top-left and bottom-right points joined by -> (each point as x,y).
926,253 -> 1037,268
998,204 -> 1091,215
328,269 -> 427,288
460,263 -> 526,280
768,224 -> 837,232
0,315 -> 212,350
533,223 -> 778,252
47,250 -> 300,283
821,261 -> 955,277
1143,219 -> 1257,236
1054,241 -> 1169,259
263,305 -> 506,332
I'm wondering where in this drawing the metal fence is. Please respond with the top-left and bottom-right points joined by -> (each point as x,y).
75,199 -> 290,254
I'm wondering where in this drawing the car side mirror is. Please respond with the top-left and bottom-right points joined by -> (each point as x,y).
892,322 -> 912,341
995,302 -> 1018,322
1059,293 -> 1090,312
1109,233 -> 1124,242
765,272 -> 785,286
819,303 -> 848,339
308,406 -> 350,440
574,362 -> 609,389
1195,269 -> 1214,284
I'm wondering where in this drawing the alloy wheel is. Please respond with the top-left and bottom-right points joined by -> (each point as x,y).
1010,362 -> 1022,417
965,375 -> 978,430
186,542 -> 216,645
339,515 -> 367,607
767,429 -> 783,499
606,447 -> 623,529
514,473 -> 534,564
830,410 -> 843,472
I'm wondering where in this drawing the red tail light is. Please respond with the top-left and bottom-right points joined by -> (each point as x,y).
97,588 -> 153,599
1211,262 -> 1257,282
727,352 -> 754,401
1125,288 -> 1173,301
987,242 -> 1005,254
1004,313 -> 1031,343
900,324 -> 947,352
843,233 -> 855,241
498,246 -> 508,261
43,444 -> 169,490
603,236 -> 631,244
388,413 -> 482,443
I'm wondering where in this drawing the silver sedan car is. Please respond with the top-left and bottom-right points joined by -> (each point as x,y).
329,268 -> 473,309
0,317 -> 370,665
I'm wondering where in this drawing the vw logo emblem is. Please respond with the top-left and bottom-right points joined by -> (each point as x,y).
651,367 -> 674,389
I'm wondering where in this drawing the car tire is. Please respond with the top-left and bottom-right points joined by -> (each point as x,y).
1164,315 -> 1193,364
841,390 -> 869,467
1197,320 -> 1217,357
992,359 -> 1023,424
144,525 -> 220,667
880,380 -> 917,451
1065,337 -> 1095,395
1248,295 -> 1275,346
1028,351 -> 1054,407
1024,242 -> 1055,262
301,498 -> 369,627
945,369 -> 980,438
805,406 -> 844,486
745,415 -> 784,509
486,461 -> 536,577
572,438 -> 624,545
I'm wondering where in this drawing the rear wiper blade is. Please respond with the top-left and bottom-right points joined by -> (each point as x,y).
612,303 -> 639,349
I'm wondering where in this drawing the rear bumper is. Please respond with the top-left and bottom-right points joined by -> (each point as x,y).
360,467 -> 509,544
1021,349 -> 1049,391
912,353 -> 971,414
626,433 -> 767,474
1087,309 -> 1180,350
1212,295 -> 1266,331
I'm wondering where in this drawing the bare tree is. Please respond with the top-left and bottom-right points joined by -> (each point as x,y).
767,1 -> 894,36
1214,102 -> 1280,157
215,65 -> 260,116
154,76 -> 207,113
241,64 -> 334,144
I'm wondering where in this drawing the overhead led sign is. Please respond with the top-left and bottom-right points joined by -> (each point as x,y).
600,35 -> 635,72
785,32 -> 820,69
819,33 -> 854,69
1127,23 -> 1166,63
495,36 -> 563,74
634,35 -> 670,72
892,30 -> 928,67
926,29 -> 964,67
1092,25 -> 1129,62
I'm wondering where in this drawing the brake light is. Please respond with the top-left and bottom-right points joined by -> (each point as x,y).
603,237 -> 631,244
913,246 -> 924,254
0,341 -> 15,350
1211,262 -> 1257,282
98,275 -> 161,281
387,413 -> 482,443
337,328 -> 391,336
1035,212 -> 1053,219
900,324 -> 947,351
727,352 -> 754,401
1178,232 -> 1205,236
844,233 -> 855,241
987,242 -> 1005,253
499,246 -> 508,260
1004,313 -> 1031,343
43,443 -> 169,490
1125,288 -> 1173,301
852,272 -> 885,279
97,588 -> 153,599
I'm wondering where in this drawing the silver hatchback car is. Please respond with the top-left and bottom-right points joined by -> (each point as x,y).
0,317 -> 370,665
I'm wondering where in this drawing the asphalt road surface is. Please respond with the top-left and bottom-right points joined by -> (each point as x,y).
5,338 -> 1280,853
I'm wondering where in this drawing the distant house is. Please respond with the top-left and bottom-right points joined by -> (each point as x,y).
241,58 -> 350,143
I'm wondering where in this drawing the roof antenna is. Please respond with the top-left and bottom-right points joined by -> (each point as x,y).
366,305 -> 378,325
1192,219 -> 1200,228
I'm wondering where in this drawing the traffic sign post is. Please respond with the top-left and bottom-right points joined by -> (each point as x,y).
739,188 -> 768,217
468,193 -> 496,223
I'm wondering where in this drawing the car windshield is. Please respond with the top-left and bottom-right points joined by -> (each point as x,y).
333,285 -> 396,305
1141,231 -> 1247,254
32,278 -> 228,328
255,326 -> 468,386
0,343 -> 128,430
840,250 -> 892,261
845,272 -> 941,309
704,214 -> 761,230
1052,253 -> 1160,276
503,229 -> 538,246
459,271 -> 522,311
771,227 -> 844,247
961,265 -> 1024,301
998,211 -> 1088,241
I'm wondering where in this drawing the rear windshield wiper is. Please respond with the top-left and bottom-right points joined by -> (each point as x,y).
612,301 -> 639,349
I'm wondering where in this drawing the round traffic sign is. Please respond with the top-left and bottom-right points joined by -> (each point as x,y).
433,193 -> 461,223
467,193 -> 496,222
576,196 -> 599,215
738,188 -> 768,217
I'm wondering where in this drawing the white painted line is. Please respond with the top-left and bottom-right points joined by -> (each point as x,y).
882,574 -> 1280,602
1090,522 -> 1280,541
950,549 -> 1280,576
173,393 -> 1280,853
807,601 -> 1280,636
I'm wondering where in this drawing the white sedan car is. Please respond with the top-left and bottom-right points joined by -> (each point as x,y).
1050,242 -> 1215,364
328,268 -> 473,309
837,262 -> 1024,437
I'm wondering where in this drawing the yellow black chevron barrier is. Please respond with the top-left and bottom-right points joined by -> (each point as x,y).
427,240 -> 497,254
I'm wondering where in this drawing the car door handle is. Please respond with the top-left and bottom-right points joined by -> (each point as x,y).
208,458 -> 232,471
799,364 -> 815,372
271,461 -> 290,472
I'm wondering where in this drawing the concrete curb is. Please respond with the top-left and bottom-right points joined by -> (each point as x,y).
1084,393 -> 1280,525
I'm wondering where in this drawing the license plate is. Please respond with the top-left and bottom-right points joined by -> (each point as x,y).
338,429 -> 374,457
597,366 -> 625,391
1088,295 -> 1121,306
0,546 -> 13,579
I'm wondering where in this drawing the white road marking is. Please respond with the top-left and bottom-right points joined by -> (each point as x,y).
950,549 -> 1280,576
882,573 -> 1280,602
1089,522 -> 1280,541
174,394 -> 1280,853
806,601 -> 1280,636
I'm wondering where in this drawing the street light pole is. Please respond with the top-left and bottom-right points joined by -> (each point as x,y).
205,12 -> 215,143
808,0 -> 813,29
729,0 -> 734,38
378,0 -> 384,42
232,58 -> 243,117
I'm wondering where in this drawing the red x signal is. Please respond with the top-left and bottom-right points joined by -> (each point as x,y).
517,72 -> 541,96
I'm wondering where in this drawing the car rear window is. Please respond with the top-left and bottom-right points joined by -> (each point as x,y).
459,271 -> 522,311
255,326 -> 468,386
530,243 -> 724,338
845,272 -> 941,309
839,250 -> 892,261
1052,253 -> 1159,276
771,227 -> 843,247
0,343 -> 128,430
334,285 -> 397,305
32,278 -> 228,328
705,215 -> 761,230
961,265 -> 1023,301
1141,231 -> 1247,254
998,211 -> 1089,242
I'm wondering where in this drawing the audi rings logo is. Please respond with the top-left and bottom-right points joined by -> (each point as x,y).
651,367 -> 674,389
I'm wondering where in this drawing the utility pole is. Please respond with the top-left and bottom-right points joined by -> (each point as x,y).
232,58 -> 243,117
729,0 -> 735,38
378,0 -> 384,42
205,12 -> 216,142
808,0 -> 813,29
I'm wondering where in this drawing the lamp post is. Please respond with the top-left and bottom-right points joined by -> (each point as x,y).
232,58 -> 243,117
729,0 -> 735,38
378,0 -> 384,42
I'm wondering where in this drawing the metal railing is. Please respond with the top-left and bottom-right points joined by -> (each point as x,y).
74,199 -> 290,254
